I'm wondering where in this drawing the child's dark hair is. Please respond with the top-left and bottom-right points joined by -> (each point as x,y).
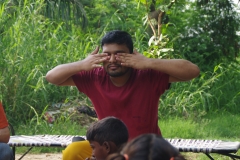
86,116 -> 129,148
101,30 -> 133,53
107,134 -> 186,160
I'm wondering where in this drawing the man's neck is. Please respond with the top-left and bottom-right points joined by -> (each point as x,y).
110,69 -> 132,87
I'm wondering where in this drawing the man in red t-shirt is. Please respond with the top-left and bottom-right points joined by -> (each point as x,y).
0,102 -> 14,160
46,30 -> 200,160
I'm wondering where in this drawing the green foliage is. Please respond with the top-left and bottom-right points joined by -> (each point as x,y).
136,0 -> 176,6
139,0 -> 179,59
159,112 -> 240,139
159,61 -> 240,118
84,0 -> 146,36
173,0 -> 240,69
44,0 -> 88,29
2,0 -> 88,30
0,0 -> 96,122
1,0 -> 239,131
143,29 -> 175,59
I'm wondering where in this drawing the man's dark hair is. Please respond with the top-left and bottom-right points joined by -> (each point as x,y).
86,116 -> 129,147
101,30 -> 133,53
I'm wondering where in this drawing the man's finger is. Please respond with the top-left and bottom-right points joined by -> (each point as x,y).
96,57 -> 107,64
97,53 -> 108,57
90,46 -> 99,55
93,64 -> 102,68
121,62 -> 131,67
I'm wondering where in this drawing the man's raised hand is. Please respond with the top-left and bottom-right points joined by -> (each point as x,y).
116,50 -> 150,70
81,46 -> 108,71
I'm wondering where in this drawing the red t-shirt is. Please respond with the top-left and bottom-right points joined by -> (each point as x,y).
0,102 -> 9,129
72,68 -> 169,140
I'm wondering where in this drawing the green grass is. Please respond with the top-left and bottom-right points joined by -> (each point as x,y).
159,112 -> 240,160
159,112 -> 240,140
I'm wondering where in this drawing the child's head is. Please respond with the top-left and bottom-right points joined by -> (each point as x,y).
107,134 -> 186,160
86,116 -> 129,160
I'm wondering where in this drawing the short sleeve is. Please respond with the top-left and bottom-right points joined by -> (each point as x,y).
149,70 -> 170,95
72,68 -> 106,95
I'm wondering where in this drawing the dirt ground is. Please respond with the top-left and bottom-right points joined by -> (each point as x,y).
16,153 -> 62,160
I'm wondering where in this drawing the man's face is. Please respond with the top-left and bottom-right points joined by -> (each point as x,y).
89,141 -> 108,160
102,43 -> 131,77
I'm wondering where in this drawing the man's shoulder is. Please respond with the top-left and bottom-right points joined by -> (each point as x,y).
72,67 -> 107,84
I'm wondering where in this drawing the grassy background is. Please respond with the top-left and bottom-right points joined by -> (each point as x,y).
14,112 -> 240,159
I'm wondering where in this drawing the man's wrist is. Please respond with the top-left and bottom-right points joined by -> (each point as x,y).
145,58 -> 155,70
146,58 -> 164,71
73,61 -> 86,72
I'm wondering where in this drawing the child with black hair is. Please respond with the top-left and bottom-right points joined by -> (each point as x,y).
85,116 -> 129,160
106,134 -> 186,160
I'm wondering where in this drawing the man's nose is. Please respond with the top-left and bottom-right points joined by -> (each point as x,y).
109,54 -> 116,63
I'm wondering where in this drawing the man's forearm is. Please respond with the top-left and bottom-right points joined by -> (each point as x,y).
147,59 -> 200,81
46,61 -> 84,85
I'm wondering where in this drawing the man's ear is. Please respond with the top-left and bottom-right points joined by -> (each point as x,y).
103,141 -> 111,153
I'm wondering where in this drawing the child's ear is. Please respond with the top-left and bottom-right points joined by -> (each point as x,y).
103,141 -> 111,153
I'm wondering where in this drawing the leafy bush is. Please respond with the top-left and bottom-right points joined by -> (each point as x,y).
0,0 -> 96,123
172,0 -> 240,70
159,61 -> 240,118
